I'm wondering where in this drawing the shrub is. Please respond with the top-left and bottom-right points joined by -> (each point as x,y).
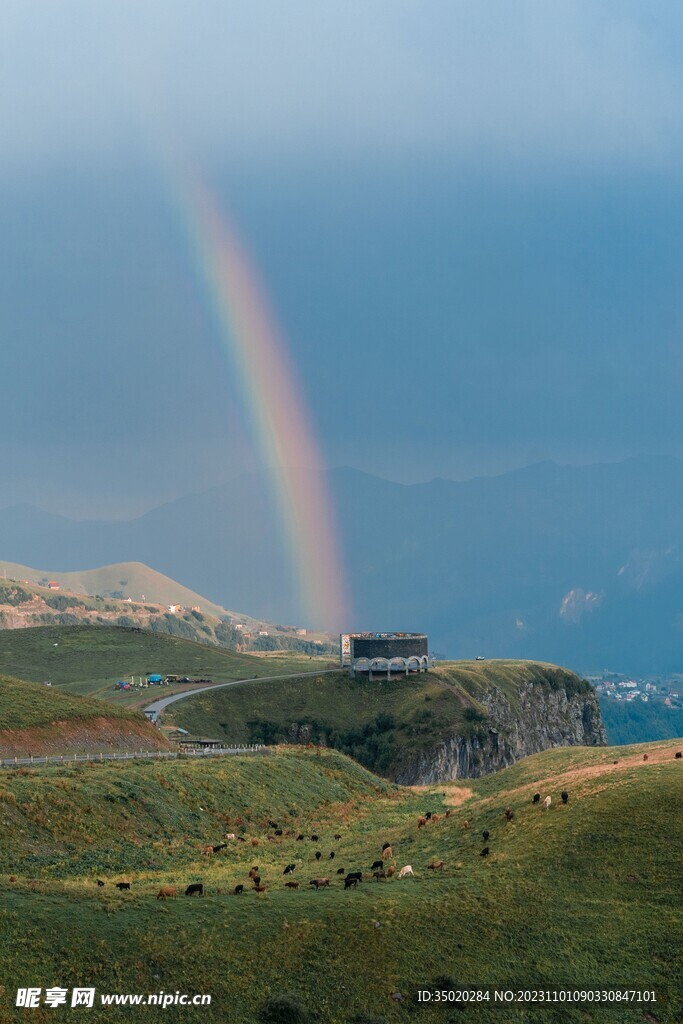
258,993 -> 311,1023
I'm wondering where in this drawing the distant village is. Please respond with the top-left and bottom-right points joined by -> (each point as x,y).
590,673 -> 682,710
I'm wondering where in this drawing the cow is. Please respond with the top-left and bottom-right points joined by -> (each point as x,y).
504,808 -> 514,821
248,867 -> 260,878
482,830 -> 490,842
253,884 -> 267,894
427,860 -> 444,872
371,860 -> 384,870
96,880 -> 105,887
202,845 -> 214,856
224,833 -> 236,840
346,871 -> 363,883
397,865 -> 414,879
315,851 -> 322,861
236,836 -> 246,843
381,846 -> 393,861
234,885 -> 244,895
296,834 -> 305,841
274,829 -> 283,836
675,752 -> 682,759
561,791 -> 569,804
185,884 -> 203,896
417,817 -> 427,828
431,813 -> 441,822
543,796 -> 552,810
336,867 -> 345,875
533,793 -> 541,804
268,820 -> 278,829
284,880 -> 299,889
334,833 -> 342,840
382,842 -> 391,851
463,820 -> 470,830
310,834 -> 319,842
344,876 -> 359,890
643,754 -> 648,762
480,847 -> 490,857
373,870 -> 386,881
445,810 -> 451,818
156,886 -> 176,900
251,838 -> 259,847
309,878 -> 330,889
252,876 -> 261,886
212,843 -> 227,853
425,812 -> 433,821
283,864 -> 297,875
386,864 -> 396,878
329,851 -> 335,860
115,882 -> 130,891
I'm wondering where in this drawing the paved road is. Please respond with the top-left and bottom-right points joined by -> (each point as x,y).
143,668 -> 339,720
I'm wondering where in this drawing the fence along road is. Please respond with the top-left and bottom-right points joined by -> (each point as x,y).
0,746 -> 267,768
143,668 -> 339,721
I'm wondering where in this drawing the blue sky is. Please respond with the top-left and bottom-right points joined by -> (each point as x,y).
1,2 -> 683,515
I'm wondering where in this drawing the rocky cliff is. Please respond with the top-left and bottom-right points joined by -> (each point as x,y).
393,678 -> 607,785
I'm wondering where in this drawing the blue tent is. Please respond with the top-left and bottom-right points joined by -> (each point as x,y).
147,674 -> 163,684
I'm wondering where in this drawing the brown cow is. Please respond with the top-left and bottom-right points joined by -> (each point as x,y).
156,886 -> 176,900
202,845 -> 214,856
284,880 -> 299,889
251,838 -> 259,847
381,846 -> 393,861
431,813 -> 441,822
386,863 -> 396,878
253,884 -> 267,893
427,860 -> 445,872
417,817 -> 427,828
463,820 -> 470,830
248,867 -> 260,878
309,878 -> 330,889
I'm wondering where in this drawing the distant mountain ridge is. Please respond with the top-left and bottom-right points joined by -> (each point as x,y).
4,455 -> 683,673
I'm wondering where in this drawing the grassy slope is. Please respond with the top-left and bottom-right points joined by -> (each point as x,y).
0,560 -> 234,619
169,660 -> 593,775
0,741 -> 680,1023
0,675 -> 141,730
0,625 -> 320,704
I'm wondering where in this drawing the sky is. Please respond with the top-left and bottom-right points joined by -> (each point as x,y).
2,1 -> 683,517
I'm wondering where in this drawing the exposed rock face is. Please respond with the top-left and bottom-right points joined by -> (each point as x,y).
393,680 -> 606,785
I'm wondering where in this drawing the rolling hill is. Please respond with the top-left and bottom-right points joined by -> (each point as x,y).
0,625 -> 322,702
0,740 -> 680,1022
0,675 -> 169,757
166,660 -> 606,782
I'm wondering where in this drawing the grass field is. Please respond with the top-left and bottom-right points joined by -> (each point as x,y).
1,740 -> 680,1023
0,625 -> 325,705
168,660 -> 595,777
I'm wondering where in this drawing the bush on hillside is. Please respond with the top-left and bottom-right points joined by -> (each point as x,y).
258,993 -> 312,1023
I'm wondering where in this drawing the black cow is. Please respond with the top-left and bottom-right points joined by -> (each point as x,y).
96,880 -> 105,887
315,852 -> 322,861
336,867 -> 345,875
310,834 -> 319,842
274,829 -> 283,836
675,752 -> 682,759
482,830 -> 489,842
268,820 -> 278,829
561,791 -> 569,804
296,834 -> 305,841
346,871 -> 363,883
532,793 -> 541,804
425,812 -> 433,821
329,851 -> 335,860
212,843 -> 227,853
344,876 -> 359,890
185,883 -> 204,896
334,833 -> 342,840
234,885 -> 244,894
283,864 -> 297,875
480,847 -> 490,858
371,860 -> 383,870
115,882 -> 130,890
252,875 -> 261,886
382,842 -> 391,851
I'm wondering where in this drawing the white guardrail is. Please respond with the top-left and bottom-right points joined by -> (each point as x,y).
0,745 -> 267,768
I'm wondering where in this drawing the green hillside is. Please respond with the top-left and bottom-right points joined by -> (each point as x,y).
0,740 -> 680,1022
168,660 -> 596,776
0,560 -> 234,619
0,675 -> 139,731
0,625 -> 318,702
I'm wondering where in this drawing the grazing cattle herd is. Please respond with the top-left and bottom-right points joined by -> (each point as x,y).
76,785 -> 585,902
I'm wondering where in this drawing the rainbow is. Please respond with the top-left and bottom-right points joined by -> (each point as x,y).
174,172 -> 350,632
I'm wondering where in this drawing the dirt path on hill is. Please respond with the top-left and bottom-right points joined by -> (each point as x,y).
409,782 -> 475,806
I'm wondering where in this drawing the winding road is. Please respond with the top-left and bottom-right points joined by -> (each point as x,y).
143,668 -> 339,721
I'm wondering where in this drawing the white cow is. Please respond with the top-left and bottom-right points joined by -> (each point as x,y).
543,796 -> 552,810
397,865 -> 414,879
